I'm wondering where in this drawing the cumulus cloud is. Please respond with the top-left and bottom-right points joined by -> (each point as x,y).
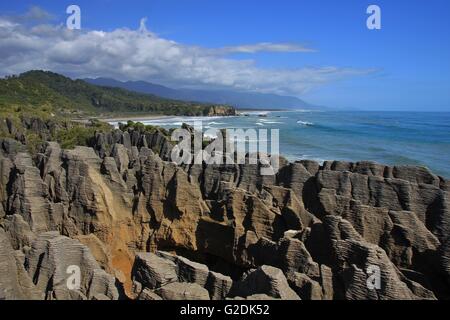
0,10 -> 373,96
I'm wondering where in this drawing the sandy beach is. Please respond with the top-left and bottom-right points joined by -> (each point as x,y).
96,114 -> 172,123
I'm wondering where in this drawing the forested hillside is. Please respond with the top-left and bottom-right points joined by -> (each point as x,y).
0,70 -> 235,118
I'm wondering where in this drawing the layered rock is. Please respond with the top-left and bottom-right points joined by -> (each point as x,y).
131,250 -> 300,300
230,265 -> 300,300
26,232 -> 119,300
0,229 -> 42,300
131,251 -> 233,300
0,126 -> 449,300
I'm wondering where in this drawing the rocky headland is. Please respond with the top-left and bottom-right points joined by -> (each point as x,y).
0,116 -> 449,300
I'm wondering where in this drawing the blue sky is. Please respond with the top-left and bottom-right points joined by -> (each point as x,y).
1,0 -> 449,111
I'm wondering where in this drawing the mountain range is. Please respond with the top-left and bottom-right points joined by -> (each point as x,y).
84,77 -> 321,110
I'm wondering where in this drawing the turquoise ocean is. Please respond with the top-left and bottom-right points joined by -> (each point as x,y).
110,111 -> 450,178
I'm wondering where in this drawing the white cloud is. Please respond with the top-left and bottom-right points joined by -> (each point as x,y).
210,42 -> 316,55
23,6 -> 54,22
0,11 -> 374,96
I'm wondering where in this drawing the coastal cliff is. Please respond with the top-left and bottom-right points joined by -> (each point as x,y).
0,118 -> 449,300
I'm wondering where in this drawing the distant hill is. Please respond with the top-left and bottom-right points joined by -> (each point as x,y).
0,71 -> 235,118
84,77 -> 321,110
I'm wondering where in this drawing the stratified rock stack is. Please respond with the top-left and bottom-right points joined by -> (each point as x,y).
131,250 -> 300,300
0,124 -> 449,300
0,228 -> 42,300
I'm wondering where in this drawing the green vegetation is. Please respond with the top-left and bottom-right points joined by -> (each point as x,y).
56,120 -> 111,149
0,113 -> 113,154
0,70 -> 235,118
24,132 -> 44,155
119,120 -> 174,140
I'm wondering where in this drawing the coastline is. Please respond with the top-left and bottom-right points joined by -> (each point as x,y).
94,110 -> 450,178
97,114 -> 172,123
97,111 -> 243,124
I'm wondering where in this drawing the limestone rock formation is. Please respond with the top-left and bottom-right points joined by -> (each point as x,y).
288,272 -> 323,300
230,265 -> 300,300
132,252 -> 178,289
155,282 -> 210,300
26,232 -> 119,300
0,125 -> 449,300
0,229 -> 42,300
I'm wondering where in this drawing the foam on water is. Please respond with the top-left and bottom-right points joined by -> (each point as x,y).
297,120 -> 314,126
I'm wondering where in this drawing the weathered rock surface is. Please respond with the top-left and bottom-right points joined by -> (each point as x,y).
1,127 -> 449,300
137,288 -> 163,300
132,252 -> 178,289
155,282 -> 210,300
26,232 -> 119,300
132,251 -> 234,300
288,272 -> 323,300
0,229 -> 42,300
156,251 -> 210,287
231,265 -> 300,300
206,271 -> 233,300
